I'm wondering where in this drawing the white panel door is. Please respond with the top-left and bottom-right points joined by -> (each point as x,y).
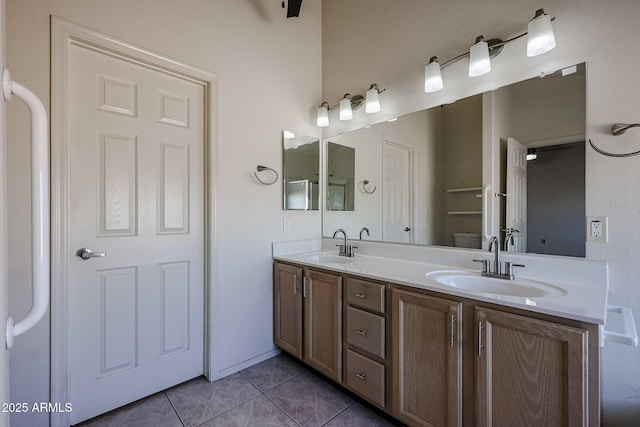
506,137 -> 527,252
68,43 -> 205,424
383,141 -> 413,243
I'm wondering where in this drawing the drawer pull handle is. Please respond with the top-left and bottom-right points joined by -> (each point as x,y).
355,329 -> 367,336
355,372 -> 366,381
355,293 -> 366,299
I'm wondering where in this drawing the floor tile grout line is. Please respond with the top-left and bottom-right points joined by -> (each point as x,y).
319,401 -> 354,426
163,390 -> 187,427
262,391 -> 303,427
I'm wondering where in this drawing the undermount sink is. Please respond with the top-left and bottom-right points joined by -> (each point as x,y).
426,270 -> 567,298
301,253 -> 358,264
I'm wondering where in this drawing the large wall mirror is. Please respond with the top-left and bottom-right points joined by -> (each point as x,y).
283,130 -> 320,210
322,63 -> 586,257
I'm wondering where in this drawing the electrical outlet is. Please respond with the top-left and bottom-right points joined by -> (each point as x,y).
587,216 -> 607,243
283,217 -> 291,232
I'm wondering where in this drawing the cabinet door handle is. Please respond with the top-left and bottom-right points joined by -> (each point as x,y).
355,329 -> 367,336
355,372 -> 366,381
478,320 -> 484,356
293,274 -> 297,294
450,314 -> 456,347
303,277 -> 309,297
355,293 -> 366,299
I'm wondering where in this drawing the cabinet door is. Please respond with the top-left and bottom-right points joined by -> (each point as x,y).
476,307 -> 589,427
391,288 -> 462,427
304,269 -> 342,382
273,262 -> 303,358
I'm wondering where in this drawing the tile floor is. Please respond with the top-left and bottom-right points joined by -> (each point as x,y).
75,354 -> 400,427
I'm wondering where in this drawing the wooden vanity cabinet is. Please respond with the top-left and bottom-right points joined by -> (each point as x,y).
475,306 -> 594,427
273,262 -> 303,358
343,277 -> 388,408
273,262 -> 343,382
304,268 -> 343,382
274,262 -> 599,427
390,286 -> 463,427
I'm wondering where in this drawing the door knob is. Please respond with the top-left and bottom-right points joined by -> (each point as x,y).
75,248 -> 106,260
404,227 -> 412,232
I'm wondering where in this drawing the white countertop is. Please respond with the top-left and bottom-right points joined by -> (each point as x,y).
273,240 -> 609,325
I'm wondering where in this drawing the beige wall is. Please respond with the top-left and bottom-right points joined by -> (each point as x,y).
6,1 -> 321,426
323,0 -> 640,424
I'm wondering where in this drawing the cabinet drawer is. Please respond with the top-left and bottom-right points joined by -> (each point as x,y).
346,278 -> 385,313
346,349 -> 385,407
346,306 -> 385,358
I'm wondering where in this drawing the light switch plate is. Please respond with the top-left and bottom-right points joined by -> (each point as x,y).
587,216 -> 607,243
283,217 -> 291,232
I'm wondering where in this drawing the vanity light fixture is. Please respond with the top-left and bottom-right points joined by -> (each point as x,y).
365,83 -> 381,113
424,57 -> 444,93
468,36 -> 491,77
527,9 -> 556,57
424,9 -> 556,92
339,94 -> 354,120
315,83 -> 385,127
316,102 -> 329,127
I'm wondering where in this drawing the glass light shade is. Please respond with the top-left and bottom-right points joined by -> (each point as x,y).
468,38 -> 491,77
316,104 -> 329,127
339,96 -> 353,120
365,87 -> 380,113
424,58 -> 444,93
527,11 -> 556,57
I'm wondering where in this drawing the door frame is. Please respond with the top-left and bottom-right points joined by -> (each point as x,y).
382,134 -> 416,243
50,17 -> 218,426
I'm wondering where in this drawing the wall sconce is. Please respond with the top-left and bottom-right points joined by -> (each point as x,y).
316,83 -> 385,127
424,9 -> 556,93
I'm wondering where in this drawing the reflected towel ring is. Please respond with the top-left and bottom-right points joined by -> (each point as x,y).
254,165 -> 279,185
360,180 -> 376,194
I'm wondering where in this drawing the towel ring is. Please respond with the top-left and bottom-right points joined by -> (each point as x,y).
254,165 -> 279,185
588,123 -> 640,158
360,180 -> 376,194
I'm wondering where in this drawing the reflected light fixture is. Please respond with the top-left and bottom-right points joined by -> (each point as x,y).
316,102 -> 329,127
365,84 -> 381,113
316,83 -> 385,127
424,9 -> 556,92
339,94 -> 354,120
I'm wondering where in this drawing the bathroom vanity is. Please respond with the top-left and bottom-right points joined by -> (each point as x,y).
273,240 -> 610,426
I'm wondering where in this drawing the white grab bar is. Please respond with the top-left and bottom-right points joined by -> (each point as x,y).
4,69 -> 49,349
481,183 -> 492,241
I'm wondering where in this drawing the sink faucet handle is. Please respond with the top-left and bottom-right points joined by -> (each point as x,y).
349,245 -> 358,257
504,262 -> 525,277
473,259 -> 490,273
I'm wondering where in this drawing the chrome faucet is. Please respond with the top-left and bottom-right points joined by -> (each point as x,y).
502,227 -> 519,251
473,235 -> 525,280
489,236 -> 501,275
333,228 -> 357,257
359,227 -> 370,240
